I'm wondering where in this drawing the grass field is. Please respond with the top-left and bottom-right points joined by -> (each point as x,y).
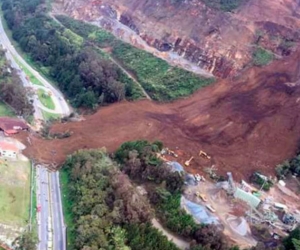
37,89 -> 55,110
42,110 -> 60,121
0,159 -> 31,227
0,102 -> 15,117
12,56 -> 44,86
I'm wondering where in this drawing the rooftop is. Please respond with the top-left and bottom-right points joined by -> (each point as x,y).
0,141 -> 19,152
0,117 -> 28,132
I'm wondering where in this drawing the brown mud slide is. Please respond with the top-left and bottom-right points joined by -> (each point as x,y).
17,46 -> 300,180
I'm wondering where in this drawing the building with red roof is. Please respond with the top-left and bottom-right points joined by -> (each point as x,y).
0,117 -> 28,136
0,141 -> 19,158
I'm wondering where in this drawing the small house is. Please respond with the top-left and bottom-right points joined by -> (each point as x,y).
0,141 -> 19,159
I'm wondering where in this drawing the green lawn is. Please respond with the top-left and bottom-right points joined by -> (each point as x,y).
13,56 -> 44,86
42,110 -> 61,121
0,159 -> 31,227
0,102 -> 15,117
37,89 -> 55,110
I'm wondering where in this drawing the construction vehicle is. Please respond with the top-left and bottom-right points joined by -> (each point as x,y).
166,148 -> 178,158
196,192 -> 208,202
199,150 -> 211,159
184,157 -> 194,167
206,204 -> 216,213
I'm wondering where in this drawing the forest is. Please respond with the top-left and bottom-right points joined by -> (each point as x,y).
59,139 -> 300,250
1,0 -> 214,108
55,15 -> 214,101
0,48 -> 34,119
1,0 -> 143,108
60,149 -> 180,250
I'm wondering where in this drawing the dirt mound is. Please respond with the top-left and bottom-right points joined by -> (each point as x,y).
17,46 -> 300,180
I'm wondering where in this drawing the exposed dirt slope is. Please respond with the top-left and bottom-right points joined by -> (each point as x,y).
18,46 -> 300,180
53,0 -> 300,77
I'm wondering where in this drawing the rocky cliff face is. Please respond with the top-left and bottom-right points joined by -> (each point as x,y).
53,0 -> 300,78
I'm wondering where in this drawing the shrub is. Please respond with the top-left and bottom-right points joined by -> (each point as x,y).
253,47 -> 274,66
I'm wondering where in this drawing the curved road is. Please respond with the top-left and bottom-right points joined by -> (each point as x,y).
0,17 -> 71,119
0,16 -> 68,250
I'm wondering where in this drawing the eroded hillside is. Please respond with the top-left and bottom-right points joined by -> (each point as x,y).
17,45 -> 300,180
53,0 -> 300,77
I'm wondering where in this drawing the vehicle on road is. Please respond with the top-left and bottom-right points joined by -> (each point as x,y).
48,217 -> 52,232
48,240 -> 52,250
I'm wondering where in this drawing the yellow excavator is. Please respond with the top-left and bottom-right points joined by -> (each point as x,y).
184,156 -> 194,166
199,150 -> 211,159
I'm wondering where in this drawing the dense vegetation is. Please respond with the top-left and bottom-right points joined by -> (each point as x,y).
61,149 -> 180,250
2,0 -> 143,108
115,140 -> 184,193
283,227 -> 300,250
125,223 -> 180,250
61,139 -> 299,250
250,172 -> 273,191
116,140 -> 230,250
252,47 -> 274,66
0,49 -> 34,119
55,15 -> 214,101
12,231 -> 37,250
276,153 -> 300,179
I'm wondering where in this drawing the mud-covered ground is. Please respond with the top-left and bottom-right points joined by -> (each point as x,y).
17,46 -> 300,180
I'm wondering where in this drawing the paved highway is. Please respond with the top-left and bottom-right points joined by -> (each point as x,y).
0,17 -> 71,120
36,166 -> 66,250
0,14 -> 69,250
36,166 -> 50,250
50,171 -> 66,250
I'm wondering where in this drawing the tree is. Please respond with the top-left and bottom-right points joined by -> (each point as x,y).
193,225 -> 228,250
283,227 -> 300,250
12,231 -> 37,250
293,238 -> 300,250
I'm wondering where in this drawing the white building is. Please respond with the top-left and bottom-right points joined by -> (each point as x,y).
0,141 -> 19,159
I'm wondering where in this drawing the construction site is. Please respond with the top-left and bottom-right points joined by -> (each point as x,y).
162,146 -> 300,248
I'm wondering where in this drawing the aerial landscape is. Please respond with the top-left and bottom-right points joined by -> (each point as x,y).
0,0 -> 300,249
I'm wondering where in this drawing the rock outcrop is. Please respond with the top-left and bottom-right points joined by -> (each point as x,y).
53,0 -> 300,78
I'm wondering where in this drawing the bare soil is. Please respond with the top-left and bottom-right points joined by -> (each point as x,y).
16,46 -> 300,180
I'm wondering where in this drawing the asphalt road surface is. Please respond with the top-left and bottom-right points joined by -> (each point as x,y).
37,166 -> 50,250
50,171 -> 66,250
0,17 -> 71,120
37,166 -> 66,250
0,14 -> 68,250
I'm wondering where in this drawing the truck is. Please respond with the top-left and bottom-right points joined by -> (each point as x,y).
206,204 -> 216,213
48,217 -> 52,232
47,240 -> 52,250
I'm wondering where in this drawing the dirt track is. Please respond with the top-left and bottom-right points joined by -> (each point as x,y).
17,47 -> 300,180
